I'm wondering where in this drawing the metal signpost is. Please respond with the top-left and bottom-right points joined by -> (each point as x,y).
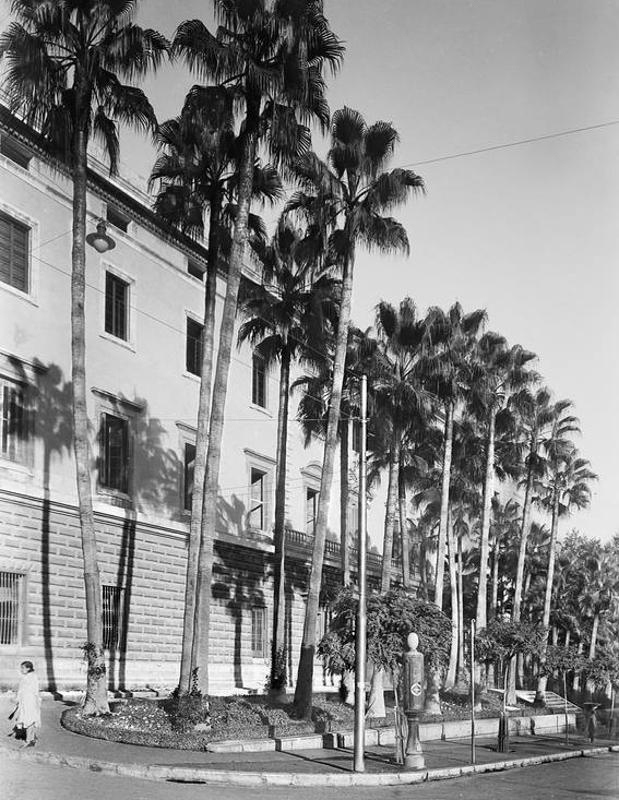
353,375 -> 367,773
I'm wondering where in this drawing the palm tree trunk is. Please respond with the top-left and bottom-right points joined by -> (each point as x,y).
513,453 -> 535,622
435,402 -> 454,611
476,408 -> 496,634
193,127 -> 257,694
565,629 -> 571,649
381,428 -> 400,592
72,128 -> 108,715
490,536 -> 499,621
457,533 -> 465,686
270,347 -> 291,690
588,613 -> 600,661
294,248 -> 355,717
340,418 -> 350,585
445,509 -> 459,689
398,464 -> 409,590
535,488 -> 560,703
179,194 -> 221,694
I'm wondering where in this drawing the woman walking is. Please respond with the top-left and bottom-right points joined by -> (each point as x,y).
10,661 -> 41,747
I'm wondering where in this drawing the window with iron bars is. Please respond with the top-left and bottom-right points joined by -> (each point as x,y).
250,606 -> 267,658
0,571 -> 23,645
102,585 -> 125,650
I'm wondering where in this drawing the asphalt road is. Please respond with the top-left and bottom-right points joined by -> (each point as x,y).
1,751 -> 618,800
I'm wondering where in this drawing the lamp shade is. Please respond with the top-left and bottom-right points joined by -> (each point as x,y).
86,221 -> 116,253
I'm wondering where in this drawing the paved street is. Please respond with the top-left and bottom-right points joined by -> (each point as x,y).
2,751 -> 618,800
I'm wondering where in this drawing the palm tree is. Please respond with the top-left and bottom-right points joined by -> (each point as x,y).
173,0 -> 343,694
237,217 -> 340,691
469,334 -> 536,641
289,109 -> 424,715
150,90 -> 281,693
423,303 -> 486,613
535,447 -> 596,702
0,0 -> 168,713
510,391 -> 578,626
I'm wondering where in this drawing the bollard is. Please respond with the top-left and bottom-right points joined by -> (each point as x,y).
402,632 -> 425,770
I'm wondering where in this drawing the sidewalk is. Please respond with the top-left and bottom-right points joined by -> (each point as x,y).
2,696 -> 617,787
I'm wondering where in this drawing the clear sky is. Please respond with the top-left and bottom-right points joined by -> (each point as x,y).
120,1 -> 619,542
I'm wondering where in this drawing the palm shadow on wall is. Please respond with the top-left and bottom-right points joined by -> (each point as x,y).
12,357 -> 182,691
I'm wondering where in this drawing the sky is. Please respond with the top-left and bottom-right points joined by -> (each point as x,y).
8,0 -> 614,541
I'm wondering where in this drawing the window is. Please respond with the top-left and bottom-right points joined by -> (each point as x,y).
251,606 -> 267,658
0,135 -> 31,169
186,318 -> 203,376
100,413 -> 129,494
248,468 -> 266,529
351,420 -> 361,453
105,272 -> 129,340
1,377 -> 29,463
102,585 -> 125,650
187,258 -> 204,281
252,352 -> 266,408
0,211 -> 29,292
106,205 -> 129,233
306,487 -> 319,534
183,442 -> 196,511
0,571 -> 23,645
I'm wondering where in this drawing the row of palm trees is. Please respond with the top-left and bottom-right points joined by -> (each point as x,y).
1,1 -> 609,718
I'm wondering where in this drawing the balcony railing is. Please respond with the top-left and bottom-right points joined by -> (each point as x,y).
284,527 -> 408,580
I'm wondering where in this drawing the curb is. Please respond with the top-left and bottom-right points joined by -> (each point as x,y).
1,741 -> 617,787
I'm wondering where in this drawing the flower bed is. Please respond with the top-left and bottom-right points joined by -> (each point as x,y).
61,690 -> 547,751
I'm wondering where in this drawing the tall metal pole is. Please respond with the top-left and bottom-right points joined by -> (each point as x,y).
353,374 -> 368,772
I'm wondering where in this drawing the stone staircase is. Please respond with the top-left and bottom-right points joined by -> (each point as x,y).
516,690 -> 581,713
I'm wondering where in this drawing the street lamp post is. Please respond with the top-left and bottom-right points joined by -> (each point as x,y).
353,374 -> 367,773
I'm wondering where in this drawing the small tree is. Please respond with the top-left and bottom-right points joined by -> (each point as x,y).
476,619 -> 545,705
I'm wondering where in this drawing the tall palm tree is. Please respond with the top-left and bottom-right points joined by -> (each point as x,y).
469,334 -> 536,641
289,109 -> 424,715
423,303 -> 486,613
150,90 -> 281,693
0,0 -> 168,713
237,217 -> 340,691
510,391 -> 578,626
535,447 -> 596,702
173,0 -> 343,694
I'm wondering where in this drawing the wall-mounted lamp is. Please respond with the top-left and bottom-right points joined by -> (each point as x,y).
86,220 -> 116,253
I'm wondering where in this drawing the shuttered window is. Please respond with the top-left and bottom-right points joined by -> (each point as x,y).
0,212 -> 29,292
252,352 -> 266,407
100,413 -> 129,493
0,572 -> 23,645
105,272 -> 129,340
0,377 -> 28,463
186,318 -> 203,376
183,442 -> 196,511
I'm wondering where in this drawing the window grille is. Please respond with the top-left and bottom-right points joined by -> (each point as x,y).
0,571 -> 23,645
100,413 -> 129,493
105,272 -> 129,340
186,318 -> 203,376
0,378 -> 28,463
102,585 -> 124,650
251,352 -> 266,407
251,606 -> 267,658
0,211 -> 29,292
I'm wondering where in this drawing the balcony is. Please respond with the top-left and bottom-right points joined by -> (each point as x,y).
284,527 -> 410,583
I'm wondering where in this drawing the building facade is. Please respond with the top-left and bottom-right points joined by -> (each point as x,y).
0,107 -> 403,695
